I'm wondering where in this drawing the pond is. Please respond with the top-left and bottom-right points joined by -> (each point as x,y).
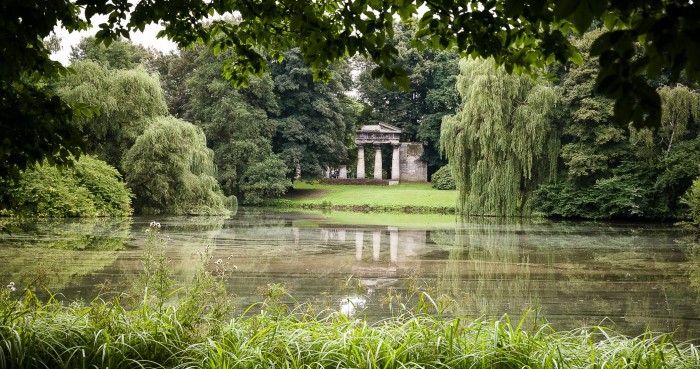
1,209 -> 699,341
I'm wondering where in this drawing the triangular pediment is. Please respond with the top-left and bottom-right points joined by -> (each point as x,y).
358,122 -> 402,134
378,122 -> 402,133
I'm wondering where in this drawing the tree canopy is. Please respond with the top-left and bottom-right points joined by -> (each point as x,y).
122,116 -> 232,215
59,61 -> 168,169
532,30 -> 700,220
3,0 -> 700,180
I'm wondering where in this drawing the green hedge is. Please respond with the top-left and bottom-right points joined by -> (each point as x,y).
2,156 -> 132,217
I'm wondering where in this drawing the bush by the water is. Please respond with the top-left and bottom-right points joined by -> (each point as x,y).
1,156 -> 132,217
682,176 -> 700,225
431,164 -> 456,190
240,156 -> 292,204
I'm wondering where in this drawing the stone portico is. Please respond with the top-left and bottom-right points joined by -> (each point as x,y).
355,123 -> 427,183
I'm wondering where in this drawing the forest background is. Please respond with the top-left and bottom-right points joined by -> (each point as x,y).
2,22 -> 700,222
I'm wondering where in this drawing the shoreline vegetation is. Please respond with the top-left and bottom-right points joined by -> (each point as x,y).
2,224 -> 699,368
2,298 -> 699,369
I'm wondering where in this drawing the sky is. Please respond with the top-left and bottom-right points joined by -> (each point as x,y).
51,16 -> 178,65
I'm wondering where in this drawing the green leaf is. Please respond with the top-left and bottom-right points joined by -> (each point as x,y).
602,12 -> 621,30
554,0 -> 581,19
569,6 -> 595,33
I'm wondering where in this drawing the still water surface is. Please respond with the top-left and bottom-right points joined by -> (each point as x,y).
1,209 -> 699,340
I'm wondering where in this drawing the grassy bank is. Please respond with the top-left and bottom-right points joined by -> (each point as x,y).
2,294 -> 698,369
273,182 -> 458,213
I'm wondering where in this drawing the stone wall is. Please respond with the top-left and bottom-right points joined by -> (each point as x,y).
399,143 -> 428,181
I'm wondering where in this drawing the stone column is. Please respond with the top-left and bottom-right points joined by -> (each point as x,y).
372,231 -> 381,261
373,144 -> 383,179
355,231 -> 363,261
389,227 -> 398,264
338,165 -> 347,179
357,145 -> 365,179
391,144 -> 400,180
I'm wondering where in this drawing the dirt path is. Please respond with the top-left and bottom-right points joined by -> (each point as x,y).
283,188 -> 331,200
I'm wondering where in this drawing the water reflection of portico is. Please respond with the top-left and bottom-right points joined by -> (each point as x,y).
290,225 -> 427,275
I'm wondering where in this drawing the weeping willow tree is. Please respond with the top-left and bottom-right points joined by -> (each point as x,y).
441,58 -> 559,216
123,117 -> 233,215
59,61 -> 168,169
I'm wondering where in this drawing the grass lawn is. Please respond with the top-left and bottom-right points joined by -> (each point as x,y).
282,181 -> 457,211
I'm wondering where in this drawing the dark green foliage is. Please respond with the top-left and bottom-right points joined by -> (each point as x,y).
271,49 -> 353,180
534,31 -> 700,220
4,0 -> 700,185
654,138 -> 700,217
431,165 -> 456,190
0,0 -> 88,182
240,157 -> 293,205
534,163 -> 659,219
1,156 -> 132,217
122,116 -> 231,215
182,46 -> 287,203
151,48 -> 199,119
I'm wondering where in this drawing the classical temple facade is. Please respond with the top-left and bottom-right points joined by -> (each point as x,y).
354,123 -> 427,183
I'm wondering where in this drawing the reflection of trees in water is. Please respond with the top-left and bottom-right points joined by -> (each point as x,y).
1,217 -> 131,250
431,219 -> 536,318
0,217 -> 131,291
428,218 -> 700,336
683,242 -> 700,301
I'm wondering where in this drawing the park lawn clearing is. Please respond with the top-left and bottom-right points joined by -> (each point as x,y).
280,181 -> 458,213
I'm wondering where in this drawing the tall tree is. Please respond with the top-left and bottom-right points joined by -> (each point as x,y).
649,85 -> 700,216
271,49 -> 352,180
184,46 -> 290,203
122,116 -> 231,215
535,31 -> 700,220
152,48 -> 199,119
556,29 -> 629,185
58,60 -> 168,169
441,58 -> 558,216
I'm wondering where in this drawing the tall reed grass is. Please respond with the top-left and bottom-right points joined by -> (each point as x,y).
1,223 -> 698,368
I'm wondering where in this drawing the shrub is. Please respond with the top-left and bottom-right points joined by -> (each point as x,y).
533,168 -> 659,220
240,156 -> 292,205
681,176 -> 700,225
2,156 -> 132,217
431,164 -> 456,190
